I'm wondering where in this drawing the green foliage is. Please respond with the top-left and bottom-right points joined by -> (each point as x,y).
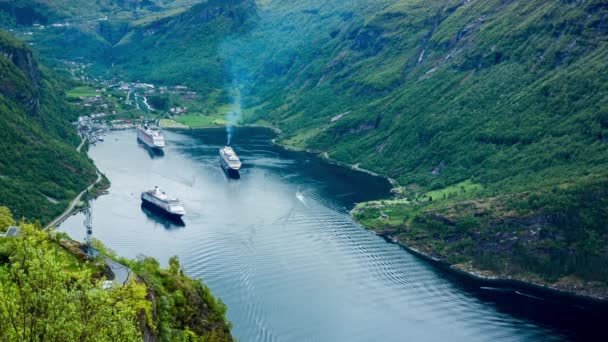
0,206 -> 15,231
0,222 -> 147,341
0,211 -> 232,341
65,86 -> 98,98
360,177 -> 608,284
147,95 -> 170,111
168,255 -> 180,275
0,30 -> 97,223
128,255 -> 233,341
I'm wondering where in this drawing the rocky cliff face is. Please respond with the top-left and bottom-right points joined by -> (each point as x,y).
0,33 -> 40,115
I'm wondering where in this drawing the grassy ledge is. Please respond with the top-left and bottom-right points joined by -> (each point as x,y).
352,177 -> 608,302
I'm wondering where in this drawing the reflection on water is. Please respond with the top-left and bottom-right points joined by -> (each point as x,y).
137,139 -> 165,158
60,128 -> 607,342
140,203 -> 185,229
221,164 -> 241,179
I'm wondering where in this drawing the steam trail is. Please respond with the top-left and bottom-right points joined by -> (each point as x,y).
226,86 -> 242,146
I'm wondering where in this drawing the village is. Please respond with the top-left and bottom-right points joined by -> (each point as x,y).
66,62 -> 202,145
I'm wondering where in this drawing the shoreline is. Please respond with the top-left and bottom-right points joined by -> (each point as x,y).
164,123 -> 397,186
44,171 -> 103,230
372,231 -> 608,306
45,136 -> 107,230
162,123 -> 607,305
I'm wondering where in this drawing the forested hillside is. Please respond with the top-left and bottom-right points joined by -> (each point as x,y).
0,207 -> 233,341
0,30 -> 97,222
0,0 -> 199,66
110,0 -> 256,101
227,0 -> 608,192
1,0 -> 607,294
118,0 -> 608,293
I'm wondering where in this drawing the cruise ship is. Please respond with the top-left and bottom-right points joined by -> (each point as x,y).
140,186 -> 186,218
137,124 -> 165,150
219,146 -> 242,175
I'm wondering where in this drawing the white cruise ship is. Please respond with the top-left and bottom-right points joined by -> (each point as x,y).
137,124 -> 165,150
141,186 -> 186,218
219,146 -> 242,172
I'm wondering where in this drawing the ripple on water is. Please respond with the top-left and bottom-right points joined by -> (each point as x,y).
58,129 -> 592,342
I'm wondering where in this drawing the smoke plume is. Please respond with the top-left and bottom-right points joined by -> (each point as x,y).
226,87 -> 242,146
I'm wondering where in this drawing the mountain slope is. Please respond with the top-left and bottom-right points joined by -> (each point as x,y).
0,30 -> 97,222
110,0 -> 256,98
4,0 -> 607,293
0,0 -> 200,67
114,0 -> 608,292
229,0 -> 608,193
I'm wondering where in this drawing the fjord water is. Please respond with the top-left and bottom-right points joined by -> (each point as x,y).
60,128 -> 602,341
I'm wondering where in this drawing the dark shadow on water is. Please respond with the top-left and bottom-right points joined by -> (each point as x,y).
384,236 -> 608,341
140,203 -> 185,229
181,127 -> 392,207
220,162 -> 241,179
137,138 -> 164,158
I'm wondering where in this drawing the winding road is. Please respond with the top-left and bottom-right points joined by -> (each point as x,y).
45,136 -> 102,230
49,135 -> 134,286
44,171 -> 102,230
103,256 -> 134,285
76,135 -> 86,152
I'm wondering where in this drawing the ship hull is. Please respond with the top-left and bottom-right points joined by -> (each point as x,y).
137,137 -> 165,156
220,158 -> 240,178
141,194 -> 184,218
140,203 -> 185,227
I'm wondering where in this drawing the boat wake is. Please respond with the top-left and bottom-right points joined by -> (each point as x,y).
295,191 -> 306,205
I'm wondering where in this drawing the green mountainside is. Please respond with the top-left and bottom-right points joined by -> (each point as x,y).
126,0 -> 608,293
0,208 -> 233,341
110,0 -> 256,101
0,30 -> 97,222
229,0 -> 608,190
228,0 -> 608,293
1,0 -> 607,295
0,0 -> 199,67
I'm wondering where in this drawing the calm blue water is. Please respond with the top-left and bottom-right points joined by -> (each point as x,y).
60,128 -> 606,341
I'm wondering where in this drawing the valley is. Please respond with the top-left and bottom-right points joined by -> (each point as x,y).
0,0 -> 607,340
4,0 -> 608,301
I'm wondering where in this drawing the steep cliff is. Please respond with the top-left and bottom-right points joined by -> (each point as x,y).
0,30 -> 97,222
